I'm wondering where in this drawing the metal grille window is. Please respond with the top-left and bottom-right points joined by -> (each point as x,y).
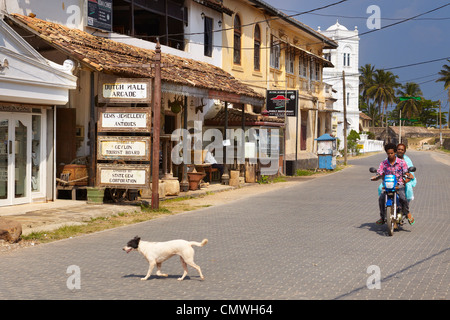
254,24 -> 261,71
285,47 -> 295,74
270,35 -> 280,69
233,15 -> 241,64
204,16 -> 213,57
315,61 -> 321,81
299,56 -> 307,78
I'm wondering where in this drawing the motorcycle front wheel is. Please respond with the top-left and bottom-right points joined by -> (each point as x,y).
386,205 -> 395,236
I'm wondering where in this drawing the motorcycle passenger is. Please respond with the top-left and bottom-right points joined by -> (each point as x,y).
371,142 -> 415,226
396,143 -> 417,202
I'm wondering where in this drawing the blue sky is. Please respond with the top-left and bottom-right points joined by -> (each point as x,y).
263,0 -> 450,116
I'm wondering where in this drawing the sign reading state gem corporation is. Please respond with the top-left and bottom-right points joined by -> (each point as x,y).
97,164 -> 149,188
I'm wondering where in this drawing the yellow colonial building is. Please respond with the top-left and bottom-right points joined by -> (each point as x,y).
221,0 -> 338,170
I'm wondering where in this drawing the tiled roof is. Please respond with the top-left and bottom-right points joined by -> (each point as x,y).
205,107 -> 284,126
359,112 -> 372,120
193,0 -> 234,15
7,14 -> 264,104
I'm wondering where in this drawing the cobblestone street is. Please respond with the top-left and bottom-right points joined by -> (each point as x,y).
0,151 -> 448,301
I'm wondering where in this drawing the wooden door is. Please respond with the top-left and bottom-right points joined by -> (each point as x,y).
56,108 -> 76,177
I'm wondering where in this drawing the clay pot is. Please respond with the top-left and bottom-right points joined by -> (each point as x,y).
187,172 -> 206,190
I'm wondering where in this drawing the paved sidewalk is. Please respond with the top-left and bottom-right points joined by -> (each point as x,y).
0,183 -> 236,235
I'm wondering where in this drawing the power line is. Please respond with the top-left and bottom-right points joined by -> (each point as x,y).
385,56 -> 450,71
163,0 -> 349,39
279,10 -> 450,21
313,2 -> 450,45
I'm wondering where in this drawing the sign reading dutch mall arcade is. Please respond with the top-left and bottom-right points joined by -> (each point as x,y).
266,90 -> 298,117
99,74 -> 151,104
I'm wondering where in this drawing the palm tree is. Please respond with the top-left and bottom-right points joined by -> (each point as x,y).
359,64 -> 375,110
436,59 -> 450,123
366,69 -> 400,127
396,82 -> 423,119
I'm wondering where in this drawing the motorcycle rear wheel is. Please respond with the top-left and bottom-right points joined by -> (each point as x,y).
386,205 -> 395,236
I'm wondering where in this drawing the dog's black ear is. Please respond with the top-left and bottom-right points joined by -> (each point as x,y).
134,236 -> 140,241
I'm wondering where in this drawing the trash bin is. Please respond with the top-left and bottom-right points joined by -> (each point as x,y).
315,134 -> 337,170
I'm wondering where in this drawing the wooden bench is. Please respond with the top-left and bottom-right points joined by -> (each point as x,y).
56,185 -> 88,200
204,166 -> 220,182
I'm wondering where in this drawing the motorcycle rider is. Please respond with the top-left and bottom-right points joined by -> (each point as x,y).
371,142 -> 415,226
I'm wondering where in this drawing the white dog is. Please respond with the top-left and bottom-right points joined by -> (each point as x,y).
123,236 -> 208,281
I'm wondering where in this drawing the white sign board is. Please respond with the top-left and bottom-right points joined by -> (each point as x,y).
98,107 -> 151,132
103,83 -> 148,100
101,112 -> 147,128
97,136 -> 150,161
98,75 -> 151,103
97,164 -> 149,188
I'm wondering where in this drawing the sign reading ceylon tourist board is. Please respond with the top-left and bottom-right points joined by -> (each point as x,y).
98,74 -> 151,104
97,136 -> 151,161
98,107 -> 151,132
97,164 -> 149,189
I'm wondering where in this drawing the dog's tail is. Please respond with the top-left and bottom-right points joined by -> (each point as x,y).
190,239 -> 208,247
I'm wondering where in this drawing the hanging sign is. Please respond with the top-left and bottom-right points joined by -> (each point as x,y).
98,75 -> 151,104
266,90 -> 298,117
87,0 -> 113,32
97,164 -> 149,188
97,107 -> 151,132
97,136 -> 151,161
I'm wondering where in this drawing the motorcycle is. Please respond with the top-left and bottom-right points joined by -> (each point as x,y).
369,166 -> 416,236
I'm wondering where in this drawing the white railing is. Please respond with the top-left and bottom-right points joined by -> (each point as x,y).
357,134 -> 384,153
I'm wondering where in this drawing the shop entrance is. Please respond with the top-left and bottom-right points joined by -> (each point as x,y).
0,114 -> 32,206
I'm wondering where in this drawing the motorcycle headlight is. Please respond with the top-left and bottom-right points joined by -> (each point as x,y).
385,181 -> 394,189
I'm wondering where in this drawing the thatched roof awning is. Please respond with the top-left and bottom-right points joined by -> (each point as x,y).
204,107 -> 284,127
6,14 -> 265,106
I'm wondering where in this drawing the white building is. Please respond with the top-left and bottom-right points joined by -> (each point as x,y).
318,21 -> 360,146
0,17 -> 76,206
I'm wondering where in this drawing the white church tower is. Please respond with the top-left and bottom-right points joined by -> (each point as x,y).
318,21 -> 360,145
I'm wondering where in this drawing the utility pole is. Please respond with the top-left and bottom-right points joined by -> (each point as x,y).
342,70 -> 347,165
151,40 -> 161,209
439,100 -> 442,146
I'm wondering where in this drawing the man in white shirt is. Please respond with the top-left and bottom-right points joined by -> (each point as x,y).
204,149 -> 223,180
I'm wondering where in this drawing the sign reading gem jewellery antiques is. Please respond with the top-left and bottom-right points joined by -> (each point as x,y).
98,107 -> 151,132
97,164 -> 149,188
98,75 -> 151,104
97,136 -> 151,161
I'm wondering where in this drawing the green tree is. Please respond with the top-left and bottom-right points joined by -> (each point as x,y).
359,96 -> 380,127
396,82 -> 423,119
417,99 -> 448,127
366,69 -> 400,127
436,59 -> 450,124
359,64 -> 375,109
347,129 -> 361,155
